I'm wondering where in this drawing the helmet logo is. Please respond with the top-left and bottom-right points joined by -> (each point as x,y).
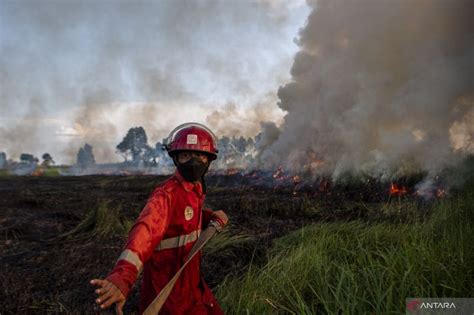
186,134 -> 198,144
184,206 -> 194,220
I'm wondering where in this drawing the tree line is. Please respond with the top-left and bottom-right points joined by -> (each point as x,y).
0,126 -> 261,170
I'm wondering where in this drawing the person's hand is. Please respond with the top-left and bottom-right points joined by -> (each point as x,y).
90,279 -> 125,315
213,210 -> 229,227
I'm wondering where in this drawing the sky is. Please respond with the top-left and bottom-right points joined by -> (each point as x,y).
0,0 -> 310,164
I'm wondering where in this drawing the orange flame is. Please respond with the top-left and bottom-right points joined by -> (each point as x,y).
292,175 -> 302,196
390,183 -> 407,196
292,175 -> 301,185
32,167 -> 44,176
225,168 -> 240,176
244,171 -> 259,178
272,166 -> 285,180
436,189 -> 446,198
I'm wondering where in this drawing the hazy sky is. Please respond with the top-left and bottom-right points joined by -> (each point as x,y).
0,0 -> 310,164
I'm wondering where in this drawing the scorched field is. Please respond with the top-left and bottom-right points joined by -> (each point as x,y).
0,171 -> 472,314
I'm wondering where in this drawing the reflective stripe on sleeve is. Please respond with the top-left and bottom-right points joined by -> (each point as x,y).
117,249 -> 143,273
155,229 -> 201,251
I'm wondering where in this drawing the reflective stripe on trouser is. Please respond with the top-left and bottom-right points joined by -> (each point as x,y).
118,249 -> 143,273
155,229 -> 201,251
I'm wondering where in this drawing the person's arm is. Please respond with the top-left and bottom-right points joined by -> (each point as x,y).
90,189 -> 171,312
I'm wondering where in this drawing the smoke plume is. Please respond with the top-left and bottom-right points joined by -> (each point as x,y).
0,0 -> 306,164
261,0 -> 474,178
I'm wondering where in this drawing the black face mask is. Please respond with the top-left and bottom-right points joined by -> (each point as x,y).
177,157 -> 209,183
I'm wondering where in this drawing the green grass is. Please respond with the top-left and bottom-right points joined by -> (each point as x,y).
0,169 -> 10,177
216,183 -> 473,314
0,166 -> 66,177
58,201 -> 134,241
204,229 -> 256,257
41,167 -> 62,176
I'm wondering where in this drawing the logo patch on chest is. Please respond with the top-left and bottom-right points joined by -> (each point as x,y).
184,206 -> 194,221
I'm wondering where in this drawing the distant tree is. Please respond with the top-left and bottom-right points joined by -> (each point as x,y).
41,153 -> 55,167
143,140 -> 169,167
247,137 -> 255,149
76,144 -> 96,168
0,152 -> 6,169
218,136 -> 231,155
144,147 -> 159,166
116,127 -> 151,165
233,136 -> 248,153
155,141 -> 164,152
20,153 -> 39,164
153,141 -> 173,167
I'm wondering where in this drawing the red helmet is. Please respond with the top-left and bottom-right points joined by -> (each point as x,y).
164,122 -> 218,160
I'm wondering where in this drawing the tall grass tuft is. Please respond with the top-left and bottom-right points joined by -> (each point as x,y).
204,229 -> 256,257
217,182 -> 474,314
58,201 -> 133,241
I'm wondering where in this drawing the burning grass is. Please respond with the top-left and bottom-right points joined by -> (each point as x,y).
216,181 -> 474,314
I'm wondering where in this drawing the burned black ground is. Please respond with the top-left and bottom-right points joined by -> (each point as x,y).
0,175 -> 434,314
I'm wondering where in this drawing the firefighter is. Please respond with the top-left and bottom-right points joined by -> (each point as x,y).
90,123 -> 228,315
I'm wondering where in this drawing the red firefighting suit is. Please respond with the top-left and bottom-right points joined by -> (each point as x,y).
106,170 -> 224,314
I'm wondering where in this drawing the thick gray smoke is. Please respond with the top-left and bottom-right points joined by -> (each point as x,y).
261,0 -> 474,178
0,0 -> 305,164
